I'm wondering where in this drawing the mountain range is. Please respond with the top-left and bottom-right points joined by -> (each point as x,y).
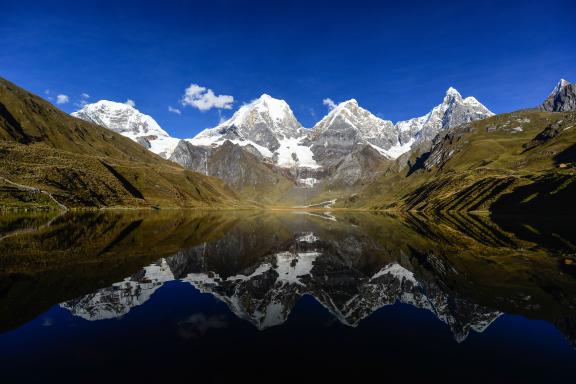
72,87 -> 495,204
1,75 -> 575,211
74,87 -> 494,163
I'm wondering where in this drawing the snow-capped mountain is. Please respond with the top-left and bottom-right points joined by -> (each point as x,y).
184,88 -> 492,172
188,94 -> 319,169
540,78 -> 575,112
72,100 -> 180,158
70,88 -> 493,196
396,87 -> 494,146
548,79 -> 570,98
307,99 -> 408,166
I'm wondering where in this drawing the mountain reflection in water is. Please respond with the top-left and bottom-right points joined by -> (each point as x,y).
0,210 -> 575,381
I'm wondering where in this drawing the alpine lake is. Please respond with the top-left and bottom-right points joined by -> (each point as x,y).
0,209 -> 575,382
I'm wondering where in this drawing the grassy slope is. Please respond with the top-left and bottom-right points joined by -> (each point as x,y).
0,77 -> 245,209
343,110 -> 576,213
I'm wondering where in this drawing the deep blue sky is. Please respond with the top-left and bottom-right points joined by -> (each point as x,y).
1,0 -> 575,138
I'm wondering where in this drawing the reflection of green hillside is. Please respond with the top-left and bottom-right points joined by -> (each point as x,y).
0,210 -> 575,339
0,211 -> 239,331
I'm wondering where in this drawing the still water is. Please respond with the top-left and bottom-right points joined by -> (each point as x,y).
0,210 -> 574,382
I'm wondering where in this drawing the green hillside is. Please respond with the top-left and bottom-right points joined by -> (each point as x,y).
0,77 -> 247,210
343,109 -> 576,213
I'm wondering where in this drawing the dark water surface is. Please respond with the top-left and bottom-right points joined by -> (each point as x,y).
0,210 -> 575,382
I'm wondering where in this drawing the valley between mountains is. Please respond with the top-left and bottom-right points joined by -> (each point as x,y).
1,76 -> 575,212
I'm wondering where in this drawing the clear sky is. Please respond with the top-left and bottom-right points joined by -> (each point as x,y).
1,0 -> 575,138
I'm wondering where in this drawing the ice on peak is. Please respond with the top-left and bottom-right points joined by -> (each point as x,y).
86,99 -> 134,111
341,98 -> 358,106
332,99 -> 359,111
394,88 -> 493,150
463,96 -> 484,108
444,87 -> 463,101
72,100 -> 180,158
257,93 -> 277,101
218,93 -> 295,128
73,99 -> 170,137
548,78 -> 571,97
189,92 -> 306,165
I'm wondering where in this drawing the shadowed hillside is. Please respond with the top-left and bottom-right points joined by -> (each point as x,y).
0,77 -> 246,209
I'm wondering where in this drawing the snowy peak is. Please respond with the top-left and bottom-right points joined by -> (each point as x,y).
540,78 -> 576,112
444,86 -> 463,101
188,94 -> 319,168
72,100 -> 180,158
443,87 -> 493,111
309,99 -> 407,161
218,94 -> 301,139
191,94 -> 303,154
396,87 -> 493,145
338,98 -> 359,107
227,93 -> 295,125
312,98 -> 394,136
73,100 -> 169,137
548,79 -> 571,97
253,93 -> 293,120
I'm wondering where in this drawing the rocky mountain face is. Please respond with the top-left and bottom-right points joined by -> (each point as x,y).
71,89 -> 493,204
306,99 -> 401,165
72,100 -> 180,158
540,79 -> 576,112
191,94 -> 303,152
396,87 -> 494,146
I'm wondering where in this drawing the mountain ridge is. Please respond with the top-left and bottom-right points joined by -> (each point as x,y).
72,87 -> 493,205
0,77 -> 245,209
2,76 -> 574,210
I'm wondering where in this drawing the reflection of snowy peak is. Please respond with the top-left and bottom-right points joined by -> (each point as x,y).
61,259 -> 174,320
72,100 -> 180,158
185,257 -> 500,340
185,249 -> 321,329
60,232 -> 500,341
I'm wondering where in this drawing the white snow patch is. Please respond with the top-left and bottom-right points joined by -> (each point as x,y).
275,251 -> 321,286
371,263 -> 417,284
297,233 -> 319,243
275,137 -> 320,168
228,263 -> 272,282
299,177 -> 318,187
368,138 -> 415,160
